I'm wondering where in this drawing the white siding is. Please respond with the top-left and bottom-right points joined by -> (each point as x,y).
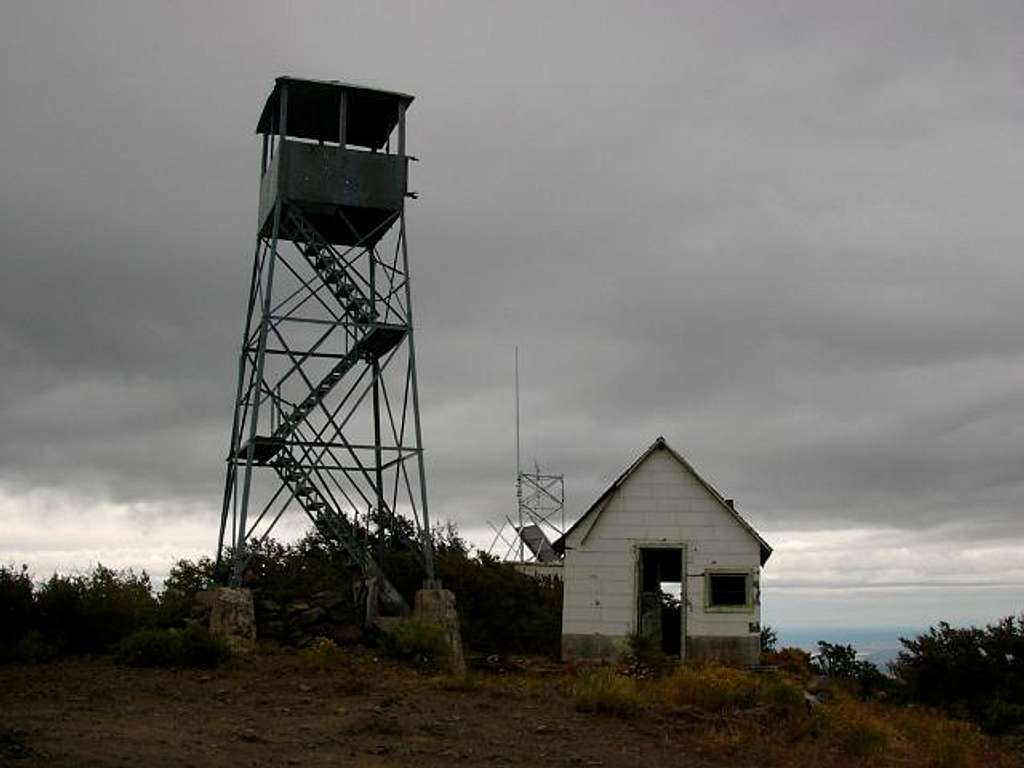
562,448 -> 761,643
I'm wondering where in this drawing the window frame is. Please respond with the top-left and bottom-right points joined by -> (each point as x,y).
703,568 -> 755,613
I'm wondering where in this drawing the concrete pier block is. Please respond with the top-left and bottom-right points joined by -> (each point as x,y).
413,588 -> 466,677
208,587 -> 256,652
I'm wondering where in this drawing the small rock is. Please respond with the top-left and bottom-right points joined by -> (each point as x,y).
310,590 -> 346,609
296,607 -> 326,626
297,683 -> 313,693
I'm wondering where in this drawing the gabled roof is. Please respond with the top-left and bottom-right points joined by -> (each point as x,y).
552,437 -> 773,565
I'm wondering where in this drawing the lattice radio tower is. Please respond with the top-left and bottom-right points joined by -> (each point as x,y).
488,347 -> 565,563
216,77 -> 434,613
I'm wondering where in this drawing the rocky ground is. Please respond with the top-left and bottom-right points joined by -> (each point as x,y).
0,648 -> 707,768
4,647 -> 1022,768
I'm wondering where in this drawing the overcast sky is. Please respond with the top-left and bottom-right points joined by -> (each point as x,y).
2,1 -> 1022,630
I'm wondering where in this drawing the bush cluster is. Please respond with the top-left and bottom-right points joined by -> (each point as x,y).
115,625 -> 229,668
2,518 -> 563,664
379,619 -> 449,668
813,641 -> 892,699
620,632 -> 674,678
435,551 -> 562,657
0,563 -> 161,662
892,616 -> 1024,733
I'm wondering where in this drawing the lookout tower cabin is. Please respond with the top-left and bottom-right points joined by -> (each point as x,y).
256,77 -> 413,247
553,438 -> 772,667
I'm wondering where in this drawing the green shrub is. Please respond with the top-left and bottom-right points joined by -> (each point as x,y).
116,625 -> 229,668
435,551 -> 562,657
298,636 -> 345,670
208,525 -> 562,659
813,640 -> 861,678
0,565 -> 35,661
892,615 -> 1024,730
157,557 -> 215,627
574,668 -> 643,717
380,619 -> 448,667
35,565 -> 157,655
9,630 -> 57,664
813,640 -> 891,700
622,632 -> 673,678
981,699 -> 1024,735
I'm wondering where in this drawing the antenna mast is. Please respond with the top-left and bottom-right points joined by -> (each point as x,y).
515,346 -> 523,561
486,346 -> 565,563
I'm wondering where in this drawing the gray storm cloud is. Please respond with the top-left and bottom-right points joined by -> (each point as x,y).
1,1 -> 1023,623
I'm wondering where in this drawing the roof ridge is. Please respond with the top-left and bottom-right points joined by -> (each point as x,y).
553,437 -> 772,565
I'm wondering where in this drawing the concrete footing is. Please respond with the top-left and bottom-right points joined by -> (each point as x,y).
414,588 -> 466,677
208,587 -> 256,652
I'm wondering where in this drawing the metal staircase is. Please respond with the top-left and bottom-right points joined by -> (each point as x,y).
235,210 -> 406,464
287,208 -> 378,326
272,450 -> 408,612
231,208 -> 414,612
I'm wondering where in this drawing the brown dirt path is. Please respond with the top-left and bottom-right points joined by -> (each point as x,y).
0,650 -> 705,768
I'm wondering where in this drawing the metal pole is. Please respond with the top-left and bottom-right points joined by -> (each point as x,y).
515,346 -> 523,561
216,239 -> 264,576
232,82 -> 288,586
397,103 -> 436,586
370,244 -> 386,559
400,224 -> 434,585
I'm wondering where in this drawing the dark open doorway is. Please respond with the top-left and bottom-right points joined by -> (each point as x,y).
638,547 -> 684,657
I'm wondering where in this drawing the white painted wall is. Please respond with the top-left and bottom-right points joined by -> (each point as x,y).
562,447 -> 761,644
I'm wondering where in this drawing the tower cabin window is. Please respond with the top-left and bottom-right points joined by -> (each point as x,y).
707,573 -> 749,608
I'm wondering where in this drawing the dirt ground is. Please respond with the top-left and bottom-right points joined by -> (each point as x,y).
0,649 -> 707,768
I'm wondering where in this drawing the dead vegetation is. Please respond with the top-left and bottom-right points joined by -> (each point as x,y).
1,647 -> 1020,768
567,662 -> 1022,768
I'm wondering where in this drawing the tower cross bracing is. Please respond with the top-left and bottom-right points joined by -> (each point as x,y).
216,77 -> 434,612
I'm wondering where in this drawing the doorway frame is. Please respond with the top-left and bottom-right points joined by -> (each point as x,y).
633,542 -> 688,662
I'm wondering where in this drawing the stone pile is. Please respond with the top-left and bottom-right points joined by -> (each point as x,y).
254,590 -> 363,647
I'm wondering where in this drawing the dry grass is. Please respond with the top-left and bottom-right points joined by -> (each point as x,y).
569,663 -> 1023,768
573,667 -> 644,717
296,635 -> 345,671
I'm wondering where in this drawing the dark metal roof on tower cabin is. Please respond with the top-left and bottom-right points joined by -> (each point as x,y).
256,76 -> 414,150
552,437 -> 773,565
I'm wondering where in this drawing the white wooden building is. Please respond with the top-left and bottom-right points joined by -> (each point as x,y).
553,437 -> 772,665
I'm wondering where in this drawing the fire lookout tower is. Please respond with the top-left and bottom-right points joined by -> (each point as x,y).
216,77 -> 434,613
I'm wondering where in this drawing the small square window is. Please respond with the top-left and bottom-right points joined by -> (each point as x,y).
708,573 -> 748,608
